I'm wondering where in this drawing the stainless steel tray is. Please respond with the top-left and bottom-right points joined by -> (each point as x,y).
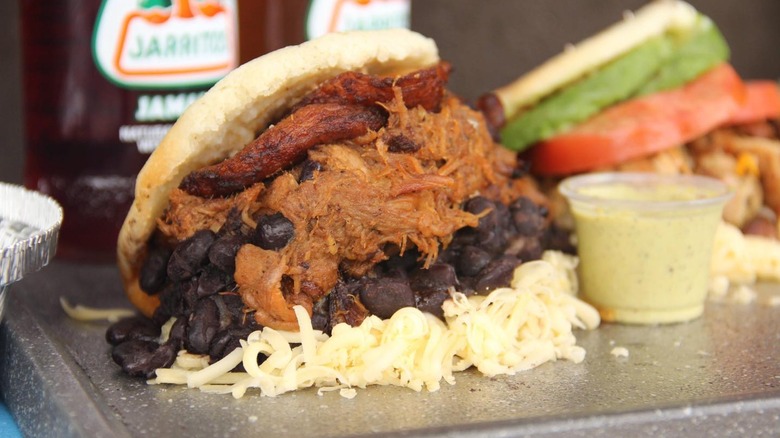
1,261 -> 779,437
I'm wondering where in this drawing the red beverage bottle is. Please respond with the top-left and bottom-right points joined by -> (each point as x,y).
20,0 -> 410,262
21,0 -> 240,262
238,0 -> 411,62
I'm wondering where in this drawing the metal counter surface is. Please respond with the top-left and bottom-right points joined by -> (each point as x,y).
1,261 -> 778,437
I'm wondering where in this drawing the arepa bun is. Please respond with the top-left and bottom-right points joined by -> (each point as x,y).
495,0 -> 698,120
117,29 -> 440,317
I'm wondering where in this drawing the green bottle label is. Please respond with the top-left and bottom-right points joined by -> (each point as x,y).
306,0 -> 411,40
92,0 -> 239,89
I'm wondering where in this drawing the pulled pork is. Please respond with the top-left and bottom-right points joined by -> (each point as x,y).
158,89 -> 532,330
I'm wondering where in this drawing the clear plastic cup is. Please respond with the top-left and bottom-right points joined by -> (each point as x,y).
559,172 -> 731,324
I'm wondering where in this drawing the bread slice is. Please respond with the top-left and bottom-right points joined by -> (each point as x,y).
117,29 -> 439,317
495,0 -> 698,120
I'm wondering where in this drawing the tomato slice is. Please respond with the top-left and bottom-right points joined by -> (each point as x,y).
725,80 -> 780,125
528,63 -> 746,176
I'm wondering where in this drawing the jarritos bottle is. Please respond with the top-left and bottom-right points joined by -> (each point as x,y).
21,0 -> 239,261
238,0 -> 411,62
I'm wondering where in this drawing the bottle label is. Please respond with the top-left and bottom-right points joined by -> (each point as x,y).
306,0 -> 411,40
92,0 -> 238,89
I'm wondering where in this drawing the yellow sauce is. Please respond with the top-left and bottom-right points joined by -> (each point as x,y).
566,179 -> 729,324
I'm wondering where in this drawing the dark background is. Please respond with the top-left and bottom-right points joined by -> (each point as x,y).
3,0 -> 780,185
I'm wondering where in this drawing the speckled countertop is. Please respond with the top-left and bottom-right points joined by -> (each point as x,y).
1,261 -> 779,437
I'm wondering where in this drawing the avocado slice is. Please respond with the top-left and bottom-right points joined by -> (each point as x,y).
635,17 -> 729,95
501,37 -> 671,151
500,16 -> 730,152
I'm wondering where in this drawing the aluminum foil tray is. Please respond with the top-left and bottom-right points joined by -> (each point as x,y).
0,182 -> 61,285
0,182 -> 62,321
1,262 -> 779,437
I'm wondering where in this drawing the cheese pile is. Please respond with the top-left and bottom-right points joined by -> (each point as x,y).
709,221 -> 780,302
149,251 -> 600,398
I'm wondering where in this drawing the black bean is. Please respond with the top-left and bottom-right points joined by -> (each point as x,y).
465,196 -> 494,219
410,263 -> 459,294
451,226 -> 478,247
253,213 -> 295,250
510,197 -> 546,236
483,230 -> 508,256
181,278 -> 200,315
474,256 -> 522,294
106,316 -> 160,345
382,267 -> 410,282
186,298 -> 219,355
484,203 -> 513,255
457,276 -> 477,295
456,245 -> 492,277
220,292 -> 248,324
152,306 -> 171,328
382,247 -> 421,272
111,340 -> 176,379
243,310 -> 257,328
212,294 -> 235,332
494,201 -> 514,230
218,208 -> 246,236
154,283 -> 186,324
299,160 -> 323,182
311,295 -> 330,333
359,278 -> 416,319
386,134 -> 420,153
196,265 -> 230,299
209,326 -> 257,363
329,282 -> 369,328
415,290 -> 450,318
504,236 -> 544,262
208,234 -> 246,274
543,224 -> 575,254
464,197 -> 509,255
207,330 -> 234,362
165,316 -> 187,351
436,245 -> 460,265
167,230 -> 217,282
139,246 -> 171,294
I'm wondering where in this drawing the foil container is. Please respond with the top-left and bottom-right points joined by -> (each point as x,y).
0,182 -> 63,320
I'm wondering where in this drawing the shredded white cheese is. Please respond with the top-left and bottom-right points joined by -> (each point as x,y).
709,221 -> 780,302
148,251 -> 599,398
732,285 -> 758,304
159,317 -> 177,343
59,297 -> 135,323
610,347 -> 629,358
711,221 -> 780,284
708,275 -> 730,300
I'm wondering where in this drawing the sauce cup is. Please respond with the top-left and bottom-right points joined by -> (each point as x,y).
559,172 -> 731,325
